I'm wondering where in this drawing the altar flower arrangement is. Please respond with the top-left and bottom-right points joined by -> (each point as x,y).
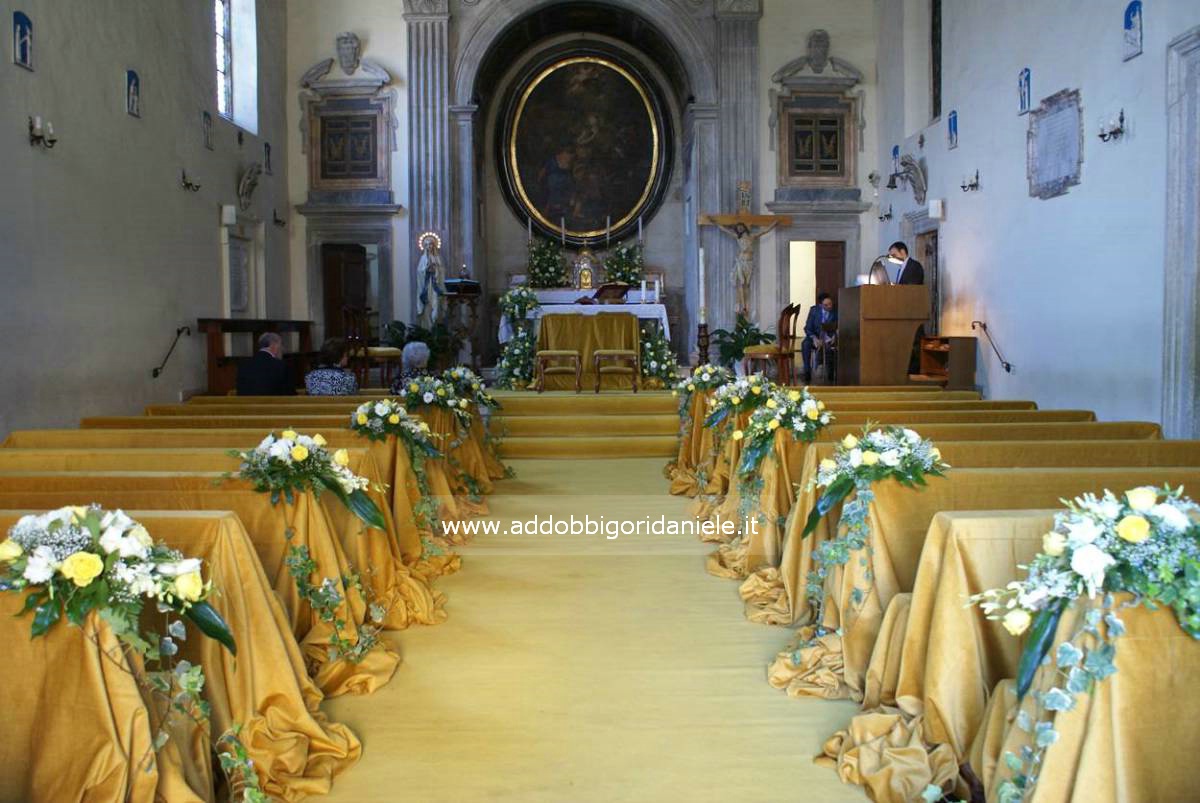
0,505 -> 235,652
735,387 -> 833,476
800,426 -> 949,628
603,241 -> 644,285
442,365 -> 500,410
232,430 -> 387,531
498,285 -> 540,328
640,325 -> 678,388
968,486 -> 1200,803
527,238 -> 568,288
496,326 -> 537,390
395,375 -> 473,424
704,373 -> 776,430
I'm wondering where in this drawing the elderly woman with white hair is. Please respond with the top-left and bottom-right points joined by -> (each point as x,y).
391,341 -> 431,392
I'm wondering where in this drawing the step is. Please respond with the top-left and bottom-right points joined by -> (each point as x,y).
491,392 -> 676,417
499,435 -> 677,459
491,414 -> 679,438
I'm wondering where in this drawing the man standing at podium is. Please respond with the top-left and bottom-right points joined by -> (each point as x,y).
887,241 -> 925,285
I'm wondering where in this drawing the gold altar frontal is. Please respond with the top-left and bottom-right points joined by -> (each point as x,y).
536,312 -> 641,391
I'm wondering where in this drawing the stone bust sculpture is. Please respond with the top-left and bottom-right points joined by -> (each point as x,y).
336,32 -> 362,75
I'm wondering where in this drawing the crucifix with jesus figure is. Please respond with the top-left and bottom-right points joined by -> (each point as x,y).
698,182 -> 792,317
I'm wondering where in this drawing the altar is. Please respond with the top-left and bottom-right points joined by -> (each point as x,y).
497,299 -> 670,344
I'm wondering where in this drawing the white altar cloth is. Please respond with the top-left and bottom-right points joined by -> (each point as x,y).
498,303 -> 670,344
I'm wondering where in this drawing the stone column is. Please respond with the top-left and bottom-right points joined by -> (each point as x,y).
714,0 -> 762,331
404,0 -> 451,317
450,103 -> 483,353
686,102 -> 721,355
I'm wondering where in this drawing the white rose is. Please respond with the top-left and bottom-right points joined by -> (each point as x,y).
700,373 -> 711,382
849,449 -> 863,468
158,558 -> 202,577
100,510 -> 132,531
99,525 -> 126,555
258,435 -> 275,451
374,402 -> 389,416
423,392 -> 435,404
23,546 -> 57,584
903,428 -> 921,444
880,449 -> 902,467
1063,517 -> 1104,548
296,435 -> 315,448
267,441 -> 292,462
801,399 -> 817,415
1070,543 -> 1115,596
1095,499 -> 1123,521
1150,502 -> 1191,533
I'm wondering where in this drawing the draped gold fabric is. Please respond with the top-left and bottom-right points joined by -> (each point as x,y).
667,392 -> 715,497
417,406 -> 492,520
815,510 -> 1052,802
974,595 -> 1200,803
0,510 -> 362,801
689,410 -> 751,525
471,409 -> 509,481
0,477 -> 404,698
766,467 -> 1200,703
740,436 -> 1189,627
535,312 -> 641,391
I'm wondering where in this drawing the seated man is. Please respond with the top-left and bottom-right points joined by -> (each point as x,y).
236,332 -> 295,396
801,293 -> 837,383
304,338 -> 358,396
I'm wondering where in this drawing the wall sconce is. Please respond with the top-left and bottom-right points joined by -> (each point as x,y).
877,204 -> 893,222
1098,109 -> 1126,142
28,116 -> 58,149
960,170 -> 981,192
180,170 -> 202,192
272,209 -> 287,228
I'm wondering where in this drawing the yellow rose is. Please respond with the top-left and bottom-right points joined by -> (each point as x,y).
1002,608 -> 1032,636
1116,515 -> 1151,543
819,458 -> 838,472
671,390 -> 678,397
930,447 -> 942,461
356,413 -> 368,425
281,429 -> 297,440
333,449 -> 351,467
1042,531 -> 1067,557
312,434 -> 327,447
730,396 -> 741,405
459,399 -> 469,408
732,430 -> 745,441
766,399 -> 778,409
1125,487 -> 1158,512
805,407 -> 820,421
817,401 -> 826,411
173,571 -> 205,603
472,383 -> 480,391
687,383 -> 695,392
842,434 -> 859,449
419,421 -> 430,433
129,525 -> 153,548
0,539 -> 23,561
751,386 -> 762,395
436,388 -> 447,397
60,551 -> 104,588
290,445 -> 310,462
768,419 -> 781,430
861,451 -> 881,466
788,390 -> 801,402
409,383 -> 420,393
388,414 -> 401,425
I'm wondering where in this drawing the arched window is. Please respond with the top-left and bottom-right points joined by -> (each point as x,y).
214,0 -> 232,118
214,0 -> 258,133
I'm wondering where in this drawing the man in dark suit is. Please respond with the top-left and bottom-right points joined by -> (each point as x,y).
236,332 -> 295,396
888,241 -> 925,285
801,293 -> 838,383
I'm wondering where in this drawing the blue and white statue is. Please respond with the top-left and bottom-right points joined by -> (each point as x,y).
12,11 -> 32,70
1123,1 -> 1143,61
126,70 -> 141,117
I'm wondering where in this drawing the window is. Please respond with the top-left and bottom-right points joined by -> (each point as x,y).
790,116 -> 844,176
930,0 -> 942,120
215,0 -> 232,118
214,0 -> 258,133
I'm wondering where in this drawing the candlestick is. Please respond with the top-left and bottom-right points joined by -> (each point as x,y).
698,247 -> 706,312
638,216 -> 643,242
527,216 -> 532,244
606,215 -> 611,249
560,218 -> 565,247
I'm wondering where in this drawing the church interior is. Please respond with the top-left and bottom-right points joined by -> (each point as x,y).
2,0 -> 1200,801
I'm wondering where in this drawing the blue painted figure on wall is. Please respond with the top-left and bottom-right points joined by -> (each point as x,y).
1019,68 -> 1032,115
1123,1 -> 1143,61
947,110 -> 958,150
126,70 -> 141,117
13,11 -> 32,70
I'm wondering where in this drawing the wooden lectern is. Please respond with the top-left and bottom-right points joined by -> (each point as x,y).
836,285 -> 930,385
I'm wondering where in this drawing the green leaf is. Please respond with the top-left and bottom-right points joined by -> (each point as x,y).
31,600 -> 62,637
802,476 -> 854,538
1016,601 -> 1065,700
183,601 -> 237,655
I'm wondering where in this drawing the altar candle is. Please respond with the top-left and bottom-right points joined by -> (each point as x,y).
640,279 -> 647,302
606,216 -> 611,248
698,247 -> 706,311
527,216 -> 532,243
560,218 -> 565,246
638,216 -> 643,242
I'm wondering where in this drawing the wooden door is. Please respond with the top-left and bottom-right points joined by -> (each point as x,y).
915,230 -> 939,334
815,241 -> 845,306
321,244 -> 368,338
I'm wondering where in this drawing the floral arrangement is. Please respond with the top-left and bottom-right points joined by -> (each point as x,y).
603,241 -> 644,285
394,375 -> 472,424
703,374 -> 776,430
799,427 -> 949,631
734,387 -> 833,477
349,399 -> 444,537
232,430 -> 387,531
0,506 -> 240,771
496,326 -> 537,390
527,238 -> 568,288
640,326 -> 677,388
969,486 -> 1200,803
443,365 -> 500,410
499,285 -> 540,328
671,364 -> 734,420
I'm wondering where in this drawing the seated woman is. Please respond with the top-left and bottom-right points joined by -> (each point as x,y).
390,341 -> 431,393
305,338 -> 359,396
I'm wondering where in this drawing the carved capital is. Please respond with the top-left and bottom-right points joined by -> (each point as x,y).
715,0 -> 762,18
403,0 -> 450,17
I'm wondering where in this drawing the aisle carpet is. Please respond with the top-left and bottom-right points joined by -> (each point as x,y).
320,458 -> 861,801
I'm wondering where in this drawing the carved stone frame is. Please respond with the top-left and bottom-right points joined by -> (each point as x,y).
1026,88 -> 1084,200
776,92 -> 859,189
306,99 -> 392,193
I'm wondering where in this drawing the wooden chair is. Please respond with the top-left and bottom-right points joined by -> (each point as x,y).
742,304 -> 801,383
535,350 -> 582,393
343,306 -> 402,388
593,349 -> 639,393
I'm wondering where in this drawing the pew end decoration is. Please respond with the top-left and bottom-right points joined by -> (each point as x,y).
394,375 -> 473,425
671,364 -> 733,420
231,430 -> 387,531
736,387 -> 832,476
442,366 -> 500,411
969,486 -> 1200,802
350,398 -> 443,537
800,426 -> 949,630
704,373 -> 777,432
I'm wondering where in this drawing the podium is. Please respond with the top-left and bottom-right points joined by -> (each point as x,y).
836,285 -> 930,385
